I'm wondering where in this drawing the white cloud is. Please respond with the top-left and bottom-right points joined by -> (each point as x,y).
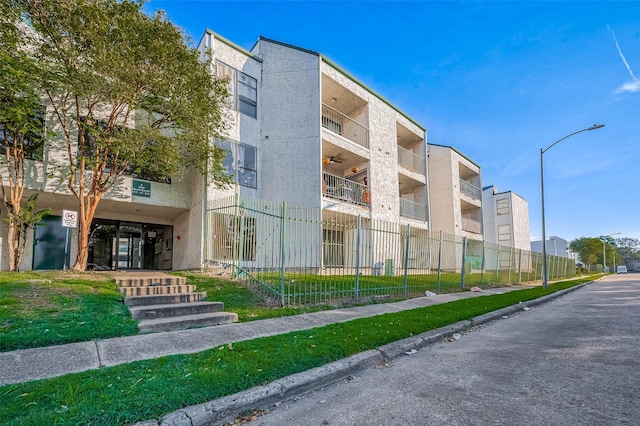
616,80 -> 640,93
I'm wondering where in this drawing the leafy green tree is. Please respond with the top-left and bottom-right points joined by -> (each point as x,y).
16,0 -> 231,270
0,0 -> 52,271
613,237 -> 640,268
569,237 -> 602,270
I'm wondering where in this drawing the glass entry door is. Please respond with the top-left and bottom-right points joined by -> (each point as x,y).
115,223 -> 142,269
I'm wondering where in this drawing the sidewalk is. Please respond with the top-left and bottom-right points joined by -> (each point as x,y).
0,285 -> 536,386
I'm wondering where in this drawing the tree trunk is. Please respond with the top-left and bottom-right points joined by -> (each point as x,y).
6,222 -> 18,272
72,193 -> 102,271
72,227 -> 90,271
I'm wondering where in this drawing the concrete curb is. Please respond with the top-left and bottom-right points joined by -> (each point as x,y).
138,280 -> 594,426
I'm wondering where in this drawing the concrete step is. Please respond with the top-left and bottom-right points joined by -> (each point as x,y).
124,292 -> 207,307
119,285 -> 196,297
129,301 -> 225,320
138,312 -> 239,333
115,276 -> 187,287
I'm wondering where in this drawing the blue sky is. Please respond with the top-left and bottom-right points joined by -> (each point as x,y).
146,1 -> 640,242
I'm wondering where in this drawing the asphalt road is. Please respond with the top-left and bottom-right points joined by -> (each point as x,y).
251,274 -> 640,426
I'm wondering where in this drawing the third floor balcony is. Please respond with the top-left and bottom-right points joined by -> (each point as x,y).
322,104 -> 369,149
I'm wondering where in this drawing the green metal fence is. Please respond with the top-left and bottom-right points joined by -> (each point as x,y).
204,195 -> 576,306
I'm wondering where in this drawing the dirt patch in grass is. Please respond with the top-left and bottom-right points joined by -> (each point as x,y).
12,286 -> 60,310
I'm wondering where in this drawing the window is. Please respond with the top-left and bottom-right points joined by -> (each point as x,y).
238,72 -> 257,118
217,140 -> 257,188
498,225 -> 511,242
0,106 -> 45,161
496,198 -> 509,215
216,61 -> 257,119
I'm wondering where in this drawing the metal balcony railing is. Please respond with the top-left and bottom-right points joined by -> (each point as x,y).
397,145 -> 425,172
323,172 -> 370,207
322,104 -> 369,148
399,198 -> 427,221
461,216 -> 482,234
460,179 -> 481,201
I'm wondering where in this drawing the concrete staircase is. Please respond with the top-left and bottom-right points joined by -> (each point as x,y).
114,273 -> 238,334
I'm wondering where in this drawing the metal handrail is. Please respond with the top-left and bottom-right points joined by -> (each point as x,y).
460,179 -> 481,200
397,145 -> 425,172
321,104 -> 369,148
322,172 -> 370,207
399,198 -> 427,221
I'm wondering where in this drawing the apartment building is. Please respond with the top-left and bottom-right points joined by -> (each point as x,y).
530,236 -> 572,258
482,185 -> 530,251
201,32 -> 431,272
427,144 -> 483,241
1,30 -> 435,272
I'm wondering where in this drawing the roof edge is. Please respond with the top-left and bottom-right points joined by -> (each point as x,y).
320,54 -> 425,132
428,143 -> 480,168
203,29 -> 263,62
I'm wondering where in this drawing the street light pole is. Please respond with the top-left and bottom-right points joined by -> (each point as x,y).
541,124 -> 605,289
602,232 -> 621,274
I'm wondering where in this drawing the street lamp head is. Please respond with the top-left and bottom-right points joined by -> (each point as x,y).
588,124 -> 605,130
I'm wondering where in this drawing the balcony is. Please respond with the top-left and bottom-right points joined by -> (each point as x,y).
397,145 -> 425,172
323,172 -> 370,207
461,216 -> 482,234
322,104 -> 369,148
460,179 -> 481,201
400,198 -> 427,221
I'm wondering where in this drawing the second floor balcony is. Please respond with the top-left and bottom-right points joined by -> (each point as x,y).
322,104 -> 369,149
323,172 -> 370,207
400,198 -> 427,221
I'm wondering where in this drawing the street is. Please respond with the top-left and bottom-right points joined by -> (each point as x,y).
252,275 -> 640,425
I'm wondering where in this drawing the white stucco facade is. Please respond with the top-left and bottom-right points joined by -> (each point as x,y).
482,185 -> 530,251
427,144 -> 483,241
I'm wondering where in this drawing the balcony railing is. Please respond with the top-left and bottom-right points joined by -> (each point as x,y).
460,179 -> 481,201
323,172 -> 370,207
322,104 -> 369,148
397,145 -> 425,172
399,198 -> 427,221
461,216 -> 482,234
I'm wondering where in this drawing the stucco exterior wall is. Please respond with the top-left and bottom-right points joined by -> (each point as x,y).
253,39 -> 322,207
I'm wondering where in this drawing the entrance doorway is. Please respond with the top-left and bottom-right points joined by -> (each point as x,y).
88,219 -> 173,270
33,215 -> 71,270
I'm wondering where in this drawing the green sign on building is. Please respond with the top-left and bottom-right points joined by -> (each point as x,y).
132,180 -> 151,198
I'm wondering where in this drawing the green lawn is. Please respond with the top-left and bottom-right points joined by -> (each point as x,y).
0,272 -> 139,352
0,277 -> 593,425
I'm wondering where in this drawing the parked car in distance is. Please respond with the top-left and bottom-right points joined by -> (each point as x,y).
617,265 -> 628,274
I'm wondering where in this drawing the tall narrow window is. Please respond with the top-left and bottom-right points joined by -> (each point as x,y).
238,72 -> 257,118
1,106 -> 45,161
216,140 -> 257,188
215,61 -> 257,119
216,61 -> 236,110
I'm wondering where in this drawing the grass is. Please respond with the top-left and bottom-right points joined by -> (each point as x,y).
0,272 -> 139,352
233,269 -> 562,305
0,276 -> 593,425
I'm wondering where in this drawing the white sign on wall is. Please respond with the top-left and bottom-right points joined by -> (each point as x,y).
62,210 -> 78,228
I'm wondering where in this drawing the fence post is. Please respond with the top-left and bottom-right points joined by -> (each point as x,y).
496,244 -> 500,284
280,201 -> 287,306
480,239 -> 485,286
355,215 -> 361,302
518,249 -> 523,284
437,230 -> 443,293
508,246 -> 513,284
461,236 -> 467,289
403,224 -> 411,297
